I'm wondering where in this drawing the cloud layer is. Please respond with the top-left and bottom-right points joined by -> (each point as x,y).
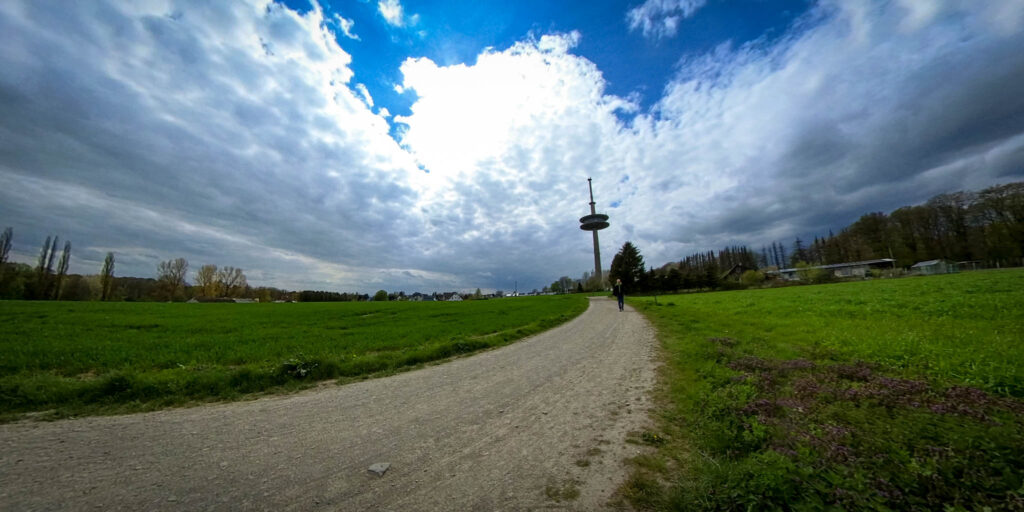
1,0 -> 1022,292
396,0 -> 1024,273
0,1 -> 430,290
627,0 -> 708,39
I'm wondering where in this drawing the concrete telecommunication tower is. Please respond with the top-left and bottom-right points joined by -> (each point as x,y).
579,178 -> 610,284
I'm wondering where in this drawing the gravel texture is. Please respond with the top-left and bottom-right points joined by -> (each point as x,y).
0,297 -> 657,510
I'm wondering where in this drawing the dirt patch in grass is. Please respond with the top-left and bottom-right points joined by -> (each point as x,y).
640,337 -> 1024,510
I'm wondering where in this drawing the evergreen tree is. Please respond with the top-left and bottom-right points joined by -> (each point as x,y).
792,237 -> 808,266
702,259 -> 721,289
609,241 -> 645,291
665,267 -> 682,291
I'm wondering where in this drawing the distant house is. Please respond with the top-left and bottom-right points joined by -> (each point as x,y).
186,297 -> 237,303
720,263 -> 754,281
771,259 -> 896,281
911,259 -> 958,275
186,297 -> 256,303
957,260 -> 982,271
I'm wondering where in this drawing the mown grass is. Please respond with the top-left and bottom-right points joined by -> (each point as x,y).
624,269 -> 1024,510
0,295 -> 588,420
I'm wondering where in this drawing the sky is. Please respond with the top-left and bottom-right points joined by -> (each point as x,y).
1,0 -> 1023,294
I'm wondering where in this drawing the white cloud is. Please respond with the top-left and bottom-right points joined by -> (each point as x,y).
332,13 -> 360,40
354,83 -> 374,107
627,0 -> 707,39
396,1 -> 1024,273
378,0 -> 405,27
394,32 -> 642,281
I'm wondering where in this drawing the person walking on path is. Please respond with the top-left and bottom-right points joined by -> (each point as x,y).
613,278 -> 624,311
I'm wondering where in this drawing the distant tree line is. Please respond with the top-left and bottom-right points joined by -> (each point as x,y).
593,181 -> 1024,294
758,182 -> 1024,269
0,228 -> 498,303
0,232 -> 296,302
297,290 -> 369,302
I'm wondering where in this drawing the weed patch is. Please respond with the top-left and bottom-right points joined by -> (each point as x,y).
626,269 -> 1024,510
544,479 -> 580,502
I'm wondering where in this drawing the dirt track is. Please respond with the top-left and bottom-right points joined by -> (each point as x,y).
0,297 -> 657,511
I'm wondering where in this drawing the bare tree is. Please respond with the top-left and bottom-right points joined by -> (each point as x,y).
216,266 -> 247,298
34,236 -> 58,299
195,264 -> 219,297
0,227 -> 11,267
0,227 -> 11,282
157,257 -> 188,300
35,236 -> 51,277
54,241 -> 71,300
46,236 -> 58,276
100,252 -> 115,301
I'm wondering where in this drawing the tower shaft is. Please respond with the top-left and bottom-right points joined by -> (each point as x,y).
579,177 -> 609,287
587,178 -> 601,282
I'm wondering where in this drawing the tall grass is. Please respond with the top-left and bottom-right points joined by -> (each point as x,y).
0,295 -> 588,419
624,270 -> 1024,510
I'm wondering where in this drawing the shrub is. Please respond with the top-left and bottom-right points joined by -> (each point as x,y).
740,269 -> 766,287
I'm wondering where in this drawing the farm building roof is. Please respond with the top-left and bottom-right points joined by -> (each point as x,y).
776,258 -> 895,273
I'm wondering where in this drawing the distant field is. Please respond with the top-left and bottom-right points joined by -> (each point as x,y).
624,269 -> 1024,510
0,295 -> 588,419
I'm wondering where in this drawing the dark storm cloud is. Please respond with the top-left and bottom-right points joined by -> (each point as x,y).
0,1 -> 434,291
643,1 -> 1024,258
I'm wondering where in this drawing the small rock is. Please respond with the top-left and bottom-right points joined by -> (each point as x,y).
368,462 -> 390,477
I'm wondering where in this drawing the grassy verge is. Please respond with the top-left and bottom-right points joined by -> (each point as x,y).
0,295 -> 588,420
623,270 -> 1024,510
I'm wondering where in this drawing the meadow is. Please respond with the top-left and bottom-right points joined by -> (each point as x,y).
623,269 -> 1024,511
0,295 -> 588,420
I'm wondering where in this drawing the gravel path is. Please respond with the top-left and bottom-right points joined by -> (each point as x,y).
0,297 -> 657,511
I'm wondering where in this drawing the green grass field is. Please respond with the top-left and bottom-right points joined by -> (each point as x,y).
624,269 -> 1024,510
0,295 -> 588,420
